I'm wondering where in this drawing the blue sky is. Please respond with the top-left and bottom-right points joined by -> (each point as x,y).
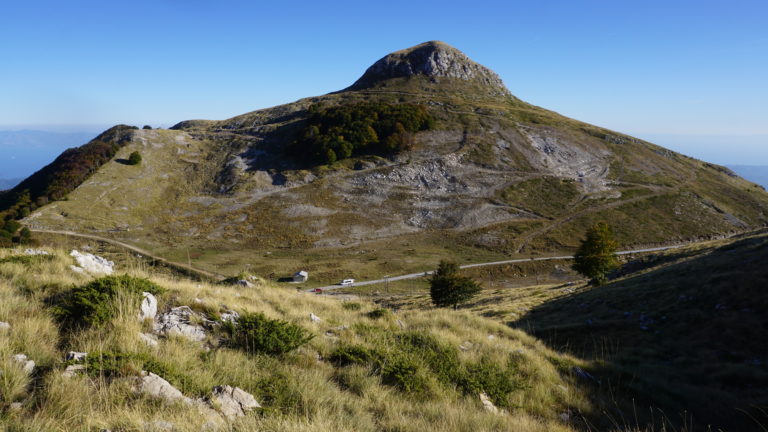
1,1 -> 767,165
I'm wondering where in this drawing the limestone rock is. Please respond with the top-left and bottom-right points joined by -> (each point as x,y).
210,385 -> 261,419
479,392 -> 499,414
236,279 -> 254,288
70,250 -> 115,275
24,248 -> 49,255
62,364 -> 85,378
9,402 -> 23,411
220,311 -> 239,324
13,354 -> 35,374
139,292 -> 158,321
139,332 -> 159,348
66,351 -> 87,361
153,306 -> 207,342
0,321 -> 10,330
144,420 -> 174,431
138,371 -> 187,403
309,313 -> 321,323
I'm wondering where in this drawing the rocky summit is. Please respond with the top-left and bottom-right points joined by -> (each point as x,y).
348,41 -> 511,96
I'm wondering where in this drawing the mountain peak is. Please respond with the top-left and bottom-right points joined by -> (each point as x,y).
348,41 -> 511,96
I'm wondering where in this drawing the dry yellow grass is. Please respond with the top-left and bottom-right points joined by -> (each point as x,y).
0,246 -> 602,431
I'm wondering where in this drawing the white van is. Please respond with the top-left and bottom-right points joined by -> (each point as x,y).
340,279 -> 355,286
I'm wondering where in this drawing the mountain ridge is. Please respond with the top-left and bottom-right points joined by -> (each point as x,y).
5,41 -> 768,281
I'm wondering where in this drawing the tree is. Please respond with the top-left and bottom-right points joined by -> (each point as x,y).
429,260 -> 482,309
127,151 -> 142,165
572,222 -> 619,285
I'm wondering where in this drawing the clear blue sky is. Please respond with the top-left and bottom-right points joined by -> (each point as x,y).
1,1 -> 767,160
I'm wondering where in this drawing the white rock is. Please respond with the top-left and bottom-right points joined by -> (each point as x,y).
236,279 -> 254,288
139,292 -> 158,321
138,371 -> 187,403
24,248 -> 49,255
310,313 -> 321,323
210,385 -> 260,419
13,354 -> 35,374
139,332 -> 159,348
66,351 -> 87,361
70,265 -> 85,273
62,364 -> 85,378
0,321 -> 10,330
479,392 -> 499,414
396,319 -> 406,330
220,311 -> 239,324
9,402 -> 23,411
70,250 -> 115,275
153,306 -> 207,342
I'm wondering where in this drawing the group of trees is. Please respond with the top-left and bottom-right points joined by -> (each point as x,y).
0,219 -> 32,247
429,222 -> 619,310
0,125 -> 138,222
291,102 -> 434,165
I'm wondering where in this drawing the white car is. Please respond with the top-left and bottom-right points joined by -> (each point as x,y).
340,278 -> 355,286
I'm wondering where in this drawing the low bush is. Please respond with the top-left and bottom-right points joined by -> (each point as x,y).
380,355 -> 429,394
224,312 -> 313,356
127,151 -> 142,165
366,308 -> 390,319
52,275 -> 165,329
329,344 -> 381,367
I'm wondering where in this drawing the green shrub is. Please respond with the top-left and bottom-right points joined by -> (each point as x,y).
127,151 -> 142,165
366,308 -> 390,319
53,275 -> 165,329
460,359 -> 522,408
381,355 -> 429,393
429,260 -> 482,309
255,372 -> 303,414
224,312 -> 313,356
329,345 -> 381,367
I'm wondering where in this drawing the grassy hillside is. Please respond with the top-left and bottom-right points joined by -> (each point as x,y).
513,231 -> 768,431
0,245 -> 607,432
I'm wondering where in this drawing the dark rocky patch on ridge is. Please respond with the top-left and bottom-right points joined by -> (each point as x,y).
348,41 -> 510,96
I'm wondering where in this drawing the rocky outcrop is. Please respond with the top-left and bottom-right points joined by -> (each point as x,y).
70,250 -> 115,275
13,354 -> 35,374
350,41 -> 510,96
66,351 -> 87,361
210,385 -> 261,419
138,371 -> 187,403
153,306 -> 207,342
139,292 -> 158,321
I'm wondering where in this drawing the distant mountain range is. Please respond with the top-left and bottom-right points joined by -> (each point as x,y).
728,165 -> 768,189
0,129 -> 96,179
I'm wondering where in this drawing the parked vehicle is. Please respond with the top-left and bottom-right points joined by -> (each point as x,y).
340,279 -> 355,285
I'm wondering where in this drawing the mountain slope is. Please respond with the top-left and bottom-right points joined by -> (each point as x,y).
12,41 -> 768,280
0,246 -> 587,431
513,231 -> 768,431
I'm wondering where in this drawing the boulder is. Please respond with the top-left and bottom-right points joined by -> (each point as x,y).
23,248 -> 49,255
143,420 -> 174,431
66,351 -> 87,361
153,306 -> 207,342
139,292 -> 158,320
0,321 -> 10,330
236,279 -> 254,288
138,371 -> 188,403
210,385 -> 261,419
13,354 -> 35,374
70,250 -> 115,275
479,392 -> 499,414
310,313 -> 321,323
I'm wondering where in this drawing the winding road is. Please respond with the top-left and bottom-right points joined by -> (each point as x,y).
305,244 -> 688,293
